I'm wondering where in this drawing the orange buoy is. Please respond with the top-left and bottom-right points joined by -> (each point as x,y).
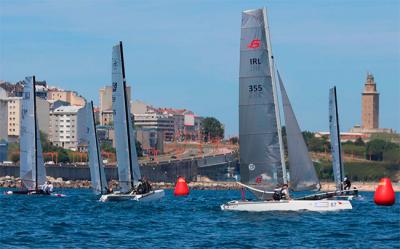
374,178 -> 395,206
174,176 -> 189,196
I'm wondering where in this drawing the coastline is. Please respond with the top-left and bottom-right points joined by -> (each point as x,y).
1,176 -> 399,192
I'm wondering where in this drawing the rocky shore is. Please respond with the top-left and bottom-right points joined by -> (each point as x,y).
0,176 -> 399,192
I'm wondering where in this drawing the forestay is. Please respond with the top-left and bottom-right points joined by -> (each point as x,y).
239,8 -> 284,195
278,72 -> 320,191
329,87 -> 344,191
86,101 -> 107,194
20,76 -> 46,190
112,42 -> 141,193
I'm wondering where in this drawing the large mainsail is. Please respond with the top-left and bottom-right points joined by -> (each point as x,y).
20,76 -> 46,190
329,87 -> 344,191
239,8 -> 285,196
112,41 -> 141,192
86,101 -> 107,194
278,72 -> 320,191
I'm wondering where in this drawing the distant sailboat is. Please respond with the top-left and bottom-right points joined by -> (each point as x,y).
99,42 -> 164,202
86,101 -> 108,195
221,8 -> 352,211
328,86 -> 358,199
6,76 -> 63,197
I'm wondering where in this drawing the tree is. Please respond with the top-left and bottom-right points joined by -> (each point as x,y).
229,137 -> 239,145
366,139 -> 386,161
354,137 -> 365,146
201,117 -> 224,142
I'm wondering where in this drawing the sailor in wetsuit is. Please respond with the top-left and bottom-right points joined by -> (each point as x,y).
343,176 -> 351,190
273,184 -> 290,200
40,181 -> 54,195
136,178 -> 152,195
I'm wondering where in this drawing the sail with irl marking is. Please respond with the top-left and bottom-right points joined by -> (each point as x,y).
329,87 -> 344,191
112,41 -> 141,193
86,101 -> 107,194
239,8 -> 285,197
278,72 -> 320,191
20,76 -> 46,190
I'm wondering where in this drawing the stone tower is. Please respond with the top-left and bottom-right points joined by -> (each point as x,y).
361,73 -> 379,129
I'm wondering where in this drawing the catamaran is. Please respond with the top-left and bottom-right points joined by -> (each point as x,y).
5,76 -> 63,197
99,42 -> 164,202
221,8 -> 352,211
86,101 -> 109,195
327,86 -> 358,200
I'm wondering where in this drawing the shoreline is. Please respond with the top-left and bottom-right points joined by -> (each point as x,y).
0,176 -> 399,192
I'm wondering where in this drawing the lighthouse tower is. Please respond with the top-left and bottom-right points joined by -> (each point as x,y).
361,73 -> 379,129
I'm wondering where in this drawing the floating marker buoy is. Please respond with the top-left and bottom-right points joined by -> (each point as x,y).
374,178 -> 395,206
174,176 -> 189,196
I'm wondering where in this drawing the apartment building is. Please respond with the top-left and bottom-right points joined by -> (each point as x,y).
7,97 -> 49,137
47,89 -> 85,106
48,105 -> 86,150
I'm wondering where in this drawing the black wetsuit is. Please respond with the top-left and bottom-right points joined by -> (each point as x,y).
344,179 -> 351,190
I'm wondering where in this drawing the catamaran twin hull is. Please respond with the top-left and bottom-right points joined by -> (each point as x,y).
4,190 -> 66,197
99,189 -> 165,202
221,199 -> 352,212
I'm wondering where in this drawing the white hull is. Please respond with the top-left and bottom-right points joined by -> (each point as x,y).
99,189 -> 164,202
221,199 -> 352,212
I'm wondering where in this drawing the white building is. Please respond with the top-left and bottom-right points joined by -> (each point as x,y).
48,105 -> 86,150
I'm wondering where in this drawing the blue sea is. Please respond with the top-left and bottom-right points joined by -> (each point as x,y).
0,189 -> 399,249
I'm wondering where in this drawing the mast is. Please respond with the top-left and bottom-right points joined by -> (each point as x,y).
263,8 -> 287,184
91,101 -> 104,192
333,86 -> 344,189
33,76 -> 38,190
119,41 -> 135,189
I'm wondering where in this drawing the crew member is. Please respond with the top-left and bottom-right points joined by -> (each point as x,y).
343,176 -> 351,190
273,184 -> 290,200
41,181 -> 53,195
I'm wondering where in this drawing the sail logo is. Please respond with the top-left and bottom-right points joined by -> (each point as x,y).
112,82 -> 117,92
248,163 -> 255,171
247,39 -> 261,49
250,58 -> 261,65
255,176 -> 262,183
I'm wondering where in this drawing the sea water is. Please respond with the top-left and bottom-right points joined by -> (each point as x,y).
0,189 -> 399,248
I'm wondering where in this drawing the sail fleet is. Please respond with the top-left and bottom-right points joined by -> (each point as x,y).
3,7 -> 358,211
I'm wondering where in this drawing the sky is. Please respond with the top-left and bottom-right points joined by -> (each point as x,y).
0,0 -> 399,137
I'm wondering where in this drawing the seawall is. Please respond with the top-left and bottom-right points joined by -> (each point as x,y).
0,153 -> 238,182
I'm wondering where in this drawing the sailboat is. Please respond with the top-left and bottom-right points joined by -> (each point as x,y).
86,101 -> 108,195
328,86 -> 358,200
99,42 -> 164,202
221,8 -> 351,211
5,76 -> 63,197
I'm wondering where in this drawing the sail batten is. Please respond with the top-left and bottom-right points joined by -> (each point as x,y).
278,72 -> 320,191
112,42 -> 141,193
239,8 -> 284,198
329,87 -> 344,191
87,101 -> 107,194
20,76 -> 46,190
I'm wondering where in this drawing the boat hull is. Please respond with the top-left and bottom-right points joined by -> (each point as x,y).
4,190 -> 65,197
99,189 -> 164,202
221,199 -> 352,212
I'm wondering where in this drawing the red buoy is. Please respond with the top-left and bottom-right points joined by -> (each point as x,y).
174,176 -> 189,196
374,178 -> 395,206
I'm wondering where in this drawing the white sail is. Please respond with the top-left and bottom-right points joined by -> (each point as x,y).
112,42 -> 141,192
329,87 -> 344,191
20,76 -> 46,190
278,72 -> 320,191
239,8 -> 286,198
86,101 -> 107,194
